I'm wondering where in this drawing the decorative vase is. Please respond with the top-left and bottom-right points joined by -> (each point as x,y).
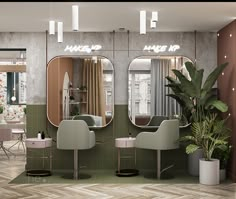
188,148 -> 204,176
199,158 -> 219,185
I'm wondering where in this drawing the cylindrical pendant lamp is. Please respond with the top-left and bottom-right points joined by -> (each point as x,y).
150,20 -> 156,29
152,11 -> 158,22
72,5 -> 79,31
57,22 -> 63,43
140,10 -> 146,34
49,20 -> 55,35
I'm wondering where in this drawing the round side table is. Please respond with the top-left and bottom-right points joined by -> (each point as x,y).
115,137 -> 139,177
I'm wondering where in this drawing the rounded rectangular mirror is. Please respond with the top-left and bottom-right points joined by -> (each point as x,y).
47,55 -> 114,128
128,56 -> 192,127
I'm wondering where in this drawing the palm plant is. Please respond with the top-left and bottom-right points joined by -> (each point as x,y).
165,61 -> 228,123
181,113 -> 230,161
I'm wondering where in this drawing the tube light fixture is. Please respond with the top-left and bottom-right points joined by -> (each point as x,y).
49,20 -> 55,35
152,11 -> 158,22
140,10 -> 146,34
150,20 -> 156,29
72,5 -> 79,31
57,22 -> 63,43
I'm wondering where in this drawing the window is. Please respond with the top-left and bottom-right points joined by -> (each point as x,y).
103,72 -> 113,116
129,71 -> 151,116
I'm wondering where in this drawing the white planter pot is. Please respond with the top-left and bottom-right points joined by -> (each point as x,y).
199,158 -> 219,185
188,148 -> 204,176
220,169 -> 226,182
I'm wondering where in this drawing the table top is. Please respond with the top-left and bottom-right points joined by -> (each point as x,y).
0,120 -> 25,129
115,137 -> 136,148
26,138 -> 52,142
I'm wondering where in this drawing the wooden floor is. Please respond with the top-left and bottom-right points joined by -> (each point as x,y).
0,140 -> 236,198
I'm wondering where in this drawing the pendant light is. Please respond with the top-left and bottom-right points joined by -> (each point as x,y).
11,72 -> 16,102
140,10 -> 146,34
49,20 -> 55,35
72,5 -> 79,31
151,11 -> 158,22
150,20 -> 156,29
57,22 -> 63,43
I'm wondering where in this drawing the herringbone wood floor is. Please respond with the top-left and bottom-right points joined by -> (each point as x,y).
0,140 -> 236,198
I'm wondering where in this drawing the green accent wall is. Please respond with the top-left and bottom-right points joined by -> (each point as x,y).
26,104 -> 190,173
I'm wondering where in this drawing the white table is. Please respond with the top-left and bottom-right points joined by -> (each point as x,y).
25,138 -> 52,176
115,137 -> 139,176
0,120 -> 25,129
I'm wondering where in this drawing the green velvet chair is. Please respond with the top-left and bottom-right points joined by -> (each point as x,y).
57,120 -> 95,180
135,119 -> 179,179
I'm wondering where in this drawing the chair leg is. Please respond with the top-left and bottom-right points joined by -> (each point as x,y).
74,149 -> 78,180
157,150 -> 161,179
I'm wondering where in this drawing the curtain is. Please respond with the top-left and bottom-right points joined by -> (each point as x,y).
81,58 -> 106,125
150,59 -> 180,117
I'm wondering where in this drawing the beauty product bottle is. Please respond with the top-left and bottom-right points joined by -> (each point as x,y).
37,131 -> 41,139
129,132 -> 132,139
41,131 -> 45,139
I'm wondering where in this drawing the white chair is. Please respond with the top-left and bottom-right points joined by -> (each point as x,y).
135,119 -> 179,179
0,129 -> 15,159
57,120 -> 95,180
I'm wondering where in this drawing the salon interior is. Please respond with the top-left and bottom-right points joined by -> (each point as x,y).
1,2 -> 236,198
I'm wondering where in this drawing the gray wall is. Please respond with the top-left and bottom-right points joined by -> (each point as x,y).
0,31 -> 217,106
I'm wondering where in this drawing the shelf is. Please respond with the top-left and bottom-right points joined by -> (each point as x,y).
69,101 -> 87,104
64,88 -> 87,92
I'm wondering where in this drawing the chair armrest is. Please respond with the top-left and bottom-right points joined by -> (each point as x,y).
89,130 -> 95,148
135,131 -> 157,150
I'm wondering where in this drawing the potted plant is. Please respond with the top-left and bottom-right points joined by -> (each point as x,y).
188,113 -> 230,184
213,143 -> 232,181
166,61 -> 229,176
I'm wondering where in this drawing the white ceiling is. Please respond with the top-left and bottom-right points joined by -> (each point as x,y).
0,2 -> 236,33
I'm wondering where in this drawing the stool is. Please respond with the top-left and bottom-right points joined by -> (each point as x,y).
9,129 -> 26,152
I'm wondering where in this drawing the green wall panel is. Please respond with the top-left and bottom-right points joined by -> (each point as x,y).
26,104 -> 189,173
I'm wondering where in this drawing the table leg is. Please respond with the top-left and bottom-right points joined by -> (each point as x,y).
118,148 -> 120,173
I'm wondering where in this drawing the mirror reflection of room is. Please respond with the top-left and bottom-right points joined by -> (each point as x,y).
47,56 -> 114,127
0,49 -> 26,122
128,56 -> 191,127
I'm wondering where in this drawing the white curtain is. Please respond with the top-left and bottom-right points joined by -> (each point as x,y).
150,59 -> 180,117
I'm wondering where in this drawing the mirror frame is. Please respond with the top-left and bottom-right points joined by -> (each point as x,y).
46,55 -> 115,128
128,55 -> 193,128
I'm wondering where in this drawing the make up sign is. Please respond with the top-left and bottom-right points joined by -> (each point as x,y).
143,45 -> 180,53
64,45 -> 102,53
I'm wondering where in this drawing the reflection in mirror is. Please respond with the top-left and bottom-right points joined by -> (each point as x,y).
47,56 -> 114,127
0,49 -> 26,120
128,56 -> 192,127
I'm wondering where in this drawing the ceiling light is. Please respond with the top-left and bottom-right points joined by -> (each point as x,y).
152,11 -> 158,22
72,5 -> 79,31
150,20 -> 156,29
140,10 -> 146,34
49,20 -> 55,35
57,22 -> 63,43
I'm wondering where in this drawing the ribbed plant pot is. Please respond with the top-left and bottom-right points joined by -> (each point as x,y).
220,169 -> 226,182
199,158 -> 219,185
188,148 -> 204,176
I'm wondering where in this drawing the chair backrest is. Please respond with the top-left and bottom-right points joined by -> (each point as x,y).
72,115 -> 96,126
155,119 -> 179,150
0,129 -> 12,141
57,120 -> 94,150
147,115 -> 168,126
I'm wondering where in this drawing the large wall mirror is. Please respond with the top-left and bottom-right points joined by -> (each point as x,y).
47,55 -> 114,128
0,49 -> 26,120
128,56 -> 192,127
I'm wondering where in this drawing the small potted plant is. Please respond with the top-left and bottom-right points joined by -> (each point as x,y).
213,143 -> 232,181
